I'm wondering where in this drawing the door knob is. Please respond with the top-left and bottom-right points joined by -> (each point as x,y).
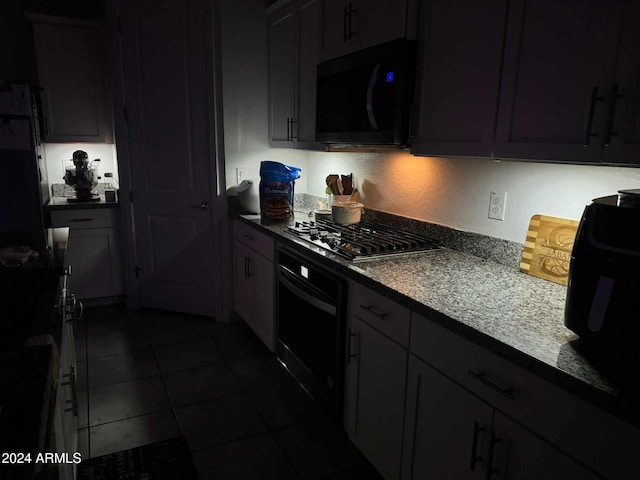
200,201 -> 209,210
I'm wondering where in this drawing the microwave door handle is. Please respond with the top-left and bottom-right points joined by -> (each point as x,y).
366,64 -> 381,130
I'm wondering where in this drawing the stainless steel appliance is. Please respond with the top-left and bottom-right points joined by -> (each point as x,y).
315,38 -> 415,147
287,219 -> 442,262
565,190 -> 640,374
0,82 -> 49,232
63,149 -> 100,202
277,247 -> 346,419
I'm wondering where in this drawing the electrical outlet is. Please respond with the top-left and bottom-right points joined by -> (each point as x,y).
236,167 -> 247,185
488,191 -> 507,221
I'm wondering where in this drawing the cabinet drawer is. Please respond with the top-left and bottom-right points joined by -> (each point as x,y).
410,313 -> 640,479
233,219 -> 274,261
348,281 -> 410,346
50,208 -> 118,229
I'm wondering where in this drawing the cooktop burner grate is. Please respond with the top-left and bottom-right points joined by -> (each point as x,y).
287,219 -> 443,262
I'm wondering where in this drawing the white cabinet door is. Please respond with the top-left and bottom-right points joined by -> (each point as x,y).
233,239 -> 255,330
268,0 -> 321,149
32,16 -> 111,143
232,228 -> 275,352
268,5 -> 296,146
67,227 -> 123,300
251,252 -> 275,351
55,311 -> 78,480
344,316 -> 407,480
319,0 -> 412,61
402,354 -> 493,480
491,412 -> 600,480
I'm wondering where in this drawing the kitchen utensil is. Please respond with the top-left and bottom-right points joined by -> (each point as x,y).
341,174 -> 353,195
331,201 -> 364,225
314,209 -> 332,221
349,189 -> 359,202
326,175 -> 340,195
519,214 -> 579,285
337,177 -> 344,194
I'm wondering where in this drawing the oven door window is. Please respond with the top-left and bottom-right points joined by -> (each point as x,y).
278,268 -> 339,391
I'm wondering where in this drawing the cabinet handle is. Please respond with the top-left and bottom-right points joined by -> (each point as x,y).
247,257 -> 253,278
242,233 -> 255,241
73,298 -> 84,321
62,367 -> 78,416
485,432 -> 502,479
289,118 -> 297,140
353,330 -> 362,434
359,304 -> 388,319
286,117 -> 291,142
470,421 -> 486,471
346,329 -> 357,363
467,370 -> 515,400
71,218 -> 95,222
604,83 -> 623,147
343,5 -> 348,42
346,3 -> 356,40
244,256 -> 248,278
583,86 -> 602,146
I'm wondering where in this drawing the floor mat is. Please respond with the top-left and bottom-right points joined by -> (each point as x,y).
78,436 -> 197,480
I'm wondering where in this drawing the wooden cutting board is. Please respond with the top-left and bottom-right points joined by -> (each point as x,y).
520,214 -> 580,286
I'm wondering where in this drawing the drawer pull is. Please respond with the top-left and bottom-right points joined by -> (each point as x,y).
242,233 -> 255,241
468,370 -> 515,400
359,304 -> 387,319
470,421 -> 486,471
71,218 -> 95,222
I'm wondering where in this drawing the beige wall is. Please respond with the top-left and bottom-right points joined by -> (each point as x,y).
305,151 -> 640,243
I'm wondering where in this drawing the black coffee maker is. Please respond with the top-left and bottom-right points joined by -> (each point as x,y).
565,189 -> 640,371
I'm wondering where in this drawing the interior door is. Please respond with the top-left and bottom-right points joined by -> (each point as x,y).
117,0 -> 218,316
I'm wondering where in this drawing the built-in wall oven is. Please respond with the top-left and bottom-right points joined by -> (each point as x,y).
276,246 -> 346,419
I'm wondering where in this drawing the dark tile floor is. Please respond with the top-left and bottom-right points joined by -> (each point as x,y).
75,305 -> 383,480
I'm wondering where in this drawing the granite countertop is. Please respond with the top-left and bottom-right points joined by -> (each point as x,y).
235,210 -> 639,426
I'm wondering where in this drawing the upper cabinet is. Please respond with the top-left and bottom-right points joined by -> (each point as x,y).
31,15 -> 113,143
494,0 -> 628,163
319,0 -> 416,62
268,0 -> 321,149
412,0 -> 508,157
601,0 -> 640,165
413,0 -> 640,166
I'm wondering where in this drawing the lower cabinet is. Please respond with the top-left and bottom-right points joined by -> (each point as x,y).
491,411 -> 600,480
49,208 -> 124,300
343,281 -> 410,480
401,355 -> 493,480
232,220 -> 275,351
344,316 -> 407,480
401,355 -> 600,480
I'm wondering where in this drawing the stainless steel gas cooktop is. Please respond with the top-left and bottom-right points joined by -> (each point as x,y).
287,219 -> 443,263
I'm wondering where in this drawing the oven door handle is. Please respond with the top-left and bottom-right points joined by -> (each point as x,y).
279,268 -> 337,316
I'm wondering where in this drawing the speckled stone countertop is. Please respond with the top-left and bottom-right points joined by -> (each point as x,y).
234,208 -> 640,427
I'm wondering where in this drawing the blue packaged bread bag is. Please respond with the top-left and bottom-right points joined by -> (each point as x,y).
259,161 -> 302,219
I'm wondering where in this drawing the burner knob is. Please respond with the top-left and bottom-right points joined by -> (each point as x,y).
310,221 -> 316,227
295,222 -> 301,228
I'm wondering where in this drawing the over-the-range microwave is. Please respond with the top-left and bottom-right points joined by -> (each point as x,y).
315,38 -> 416,148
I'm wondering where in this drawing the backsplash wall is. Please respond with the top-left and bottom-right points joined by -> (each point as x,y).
304,151 -> 640,243
43,143 -> 119,193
